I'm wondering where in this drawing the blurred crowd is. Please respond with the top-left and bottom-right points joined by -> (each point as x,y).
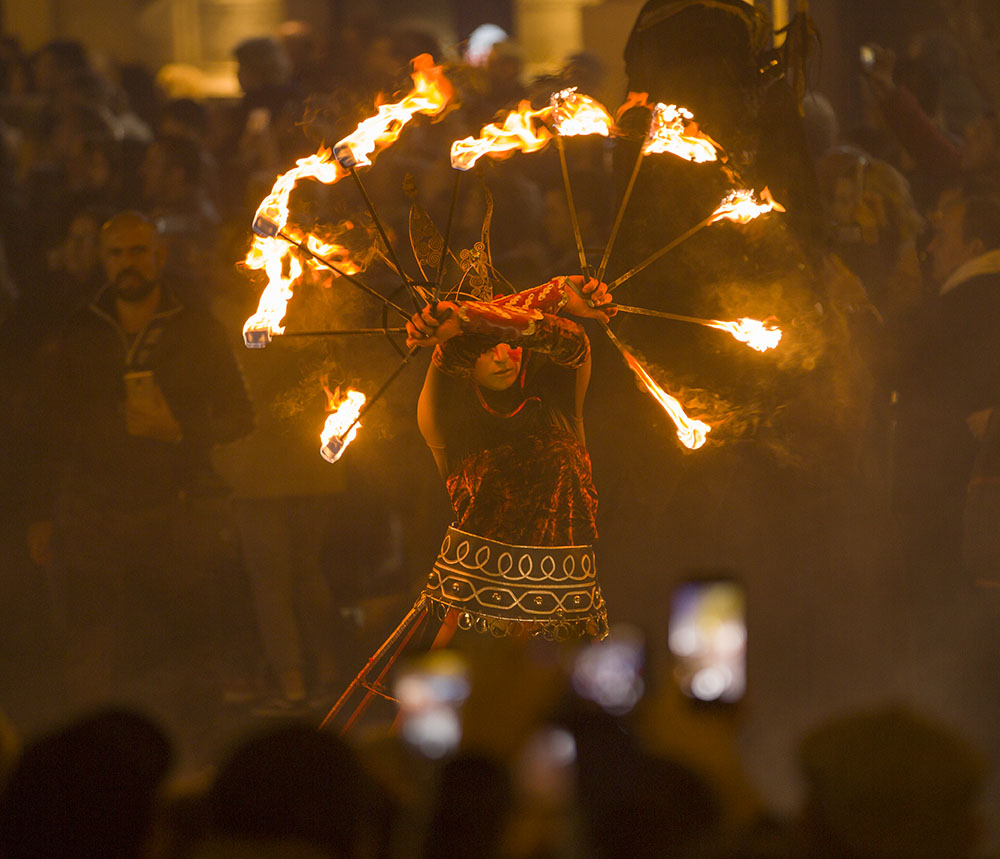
0,1 -> 999,856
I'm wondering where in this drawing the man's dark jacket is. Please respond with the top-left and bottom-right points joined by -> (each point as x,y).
32,284 -> 254,513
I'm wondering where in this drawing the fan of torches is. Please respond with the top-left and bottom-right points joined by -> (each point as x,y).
447,89 -> 785,450
242,54 -> 453,461
243,53 -> 453,348
242,67 -> 786,461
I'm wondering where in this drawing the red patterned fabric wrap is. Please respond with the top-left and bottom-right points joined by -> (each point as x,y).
491,278 -> 570,314
446,427 -> 598,546
433,311 -> 589,378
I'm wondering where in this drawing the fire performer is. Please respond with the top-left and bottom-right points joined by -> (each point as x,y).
404,274 -> 615,642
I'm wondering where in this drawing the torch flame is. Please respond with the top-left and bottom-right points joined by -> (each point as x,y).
319,388 -> 367,463
710,187 -> 785,225
706,317 -> 783,352
335,53 -> 454,168
451,100 -> 553,170
621,348 -> 711,450
550,87 -> 614,137
450,88 -> 615,170
641,102 -> 720,163
243,55 -> 453,345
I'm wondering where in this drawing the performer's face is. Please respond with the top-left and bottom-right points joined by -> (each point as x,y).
473,343 -> 522,390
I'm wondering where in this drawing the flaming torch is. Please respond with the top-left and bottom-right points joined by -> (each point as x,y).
608,187 -> 784,293
641,103 -> 721,162
320,388 -> 367,464
450,102 -> 553,171
548,88 -> 616,278
596,96 -> 723,284
243,54 -> 453,348
549,87 -> 614,138
601,323 -> 710,449
610,304 -> 783,352
706,317 -> 783,351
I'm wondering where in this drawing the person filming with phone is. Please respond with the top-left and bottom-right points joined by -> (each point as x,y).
25,211 -> 254,728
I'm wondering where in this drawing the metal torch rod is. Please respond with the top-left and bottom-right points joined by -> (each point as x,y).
555,134 -> 592,280
348,166 -> 422,311
284,327 -> 407,338
278,229 -> 411,320
596,144 -> 644,284
608,304 -> 718,328
434,170 -> 462,298
608,213 -> 715,293
334,345 -> 421,442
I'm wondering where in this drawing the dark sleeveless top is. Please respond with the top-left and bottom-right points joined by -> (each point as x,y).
436,349 -> 598,547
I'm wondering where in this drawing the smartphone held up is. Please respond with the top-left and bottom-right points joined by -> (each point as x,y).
668,577 -> 747,705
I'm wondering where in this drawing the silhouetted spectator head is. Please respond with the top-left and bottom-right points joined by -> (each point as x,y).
0,38 -> 31,96
141,134 -> 205,205
802,92 -> 840,162
563,51 -> 606,96
118,62 -> 159,128
485,40 -> 525,103
960,112 -> 1000,175
798,705 -> 985,858
53,206 -> 109,281
207,724 -> 366,858
158,97 -> 210,142
391,28 -> 443,66
422,754 -> 514,859
234,37 -> 291,94
33,39 -> 89,94
893,56 -> 940,119
928,190 -> 1000,284
0,708 -> 172,859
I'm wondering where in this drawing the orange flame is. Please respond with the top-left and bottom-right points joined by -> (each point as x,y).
335,54 -> 454,168
621,348 -> 710,449
320,388 -> 366,463
710,187 -> 785,225
243,55 -> 453,345
450,89 -> 614,170
451,100 -> 553,170
706,317 -> 783,352
550,87 -> 614,137
642,102 -> 720,163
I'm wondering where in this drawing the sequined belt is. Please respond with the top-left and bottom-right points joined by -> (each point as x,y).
423,526 -> 608,641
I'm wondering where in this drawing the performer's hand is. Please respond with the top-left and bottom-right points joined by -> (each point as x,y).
406,301 -> 461,348
561,275 -> 617,322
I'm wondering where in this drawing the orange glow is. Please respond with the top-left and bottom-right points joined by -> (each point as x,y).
550,87 -> 614,137
320,388 -> 366,463
642,102 -> 720,163
243,55 -> 453,346
710,187 -> 785,225
706,317 -> 783,352
621,348 -> 710,449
